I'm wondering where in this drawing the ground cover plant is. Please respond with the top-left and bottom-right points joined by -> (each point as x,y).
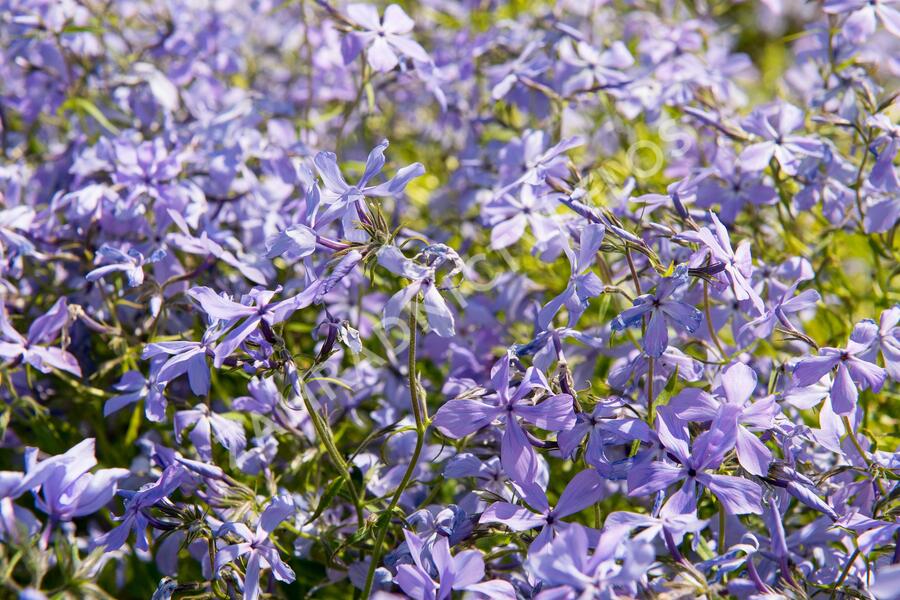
0,0 -> 899,598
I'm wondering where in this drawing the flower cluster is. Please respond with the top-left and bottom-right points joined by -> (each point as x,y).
0,0 -> 898,599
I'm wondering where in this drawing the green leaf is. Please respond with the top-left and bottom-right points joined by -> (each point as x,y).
305,478 -> 345,525
60,98 -> 121,134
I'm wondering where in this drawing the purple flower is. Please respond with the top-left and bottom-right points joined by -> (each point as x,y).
538,223 -> 605,329
2,440 -> 97,501
695,212 -> 765,313
95,464 -> 185,551
628,405 -> 763,515
314,140 -> 424,236
668,363 -> 779,476
85,244 -> 166,288
377,245 -> 456,337
837,512 -> 900,555
557,398 -> 653,468
848,306 -> 900,380
187,285 -> 318,367
696,149 -> 778,223
480,469 -> 606,552
525,523 -> 655,598
558,37 -> 633,95
174,404 -> 246,461
433,354 -> 575,491
29,438 -> 130,522
396,529 -> 516,599
0,298 -> 81,376
741,279 -> 820,341
264,224 -> 318,261
824,0 -> 900,42
482,185 -> 562,250
604,510 -> 706,548
234,375 -> 308,431
166,212 -> 269,286
341,4 -> 430,72
103,369 -> 167,422
497,130 -> 582,193
866,114 -> 900,192
610,265 -> 702,358
739,103 -> 823,175
142,325 -> 221,398
793,337 -> 888,415
215,495 -> 296,600
0,205 -> 36,257
442,454 -> 508,497
634,173 -> 708,216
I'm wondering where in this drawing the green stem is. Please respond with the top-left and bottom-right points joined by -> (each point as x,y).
704,280 -> 725,358
362,298 -> 426,598
718,503 -> 727,555
625,249 -> 642,296
842,415 -> 886,496
646,357 -> 655,425
830,548 -> 860,600
299,368 -> 365,527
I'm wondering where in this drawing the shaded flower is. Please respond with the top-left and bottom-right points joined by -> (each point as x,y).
480,469 -> 606,552
538,223 -> 605,329
215,496 -> 296,600
0,298 -> 81,376
85,244 -> 166,288
610,265 -> 702,358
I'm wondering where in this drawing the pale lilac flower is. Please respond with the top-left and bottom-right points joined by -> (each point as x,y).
497,130 -> 582,193
739,103 -> 823,175
525,523 -> 655,599
740,280 -> 820,340
604,510 -> 706,557
215,496 -> 296,600
824,0 -> 900,42
0,298 -> 81,376
187,285 -> 318,367
314,140 -> 424,236
482,185 -> 562,250
29,438 -> 130,522
538,223 -> 605,328
480,469 -> 606,552
557,398 -> 652,468
85,244 -> 166,288
174,404 -> 246,461
396,530 -> 516,599
866,114 -> 900,192
95,464 -> 186,551
695,212 -> 765,313
103,368 -> 168,422
793,338 -> 887,415
558,37 -> 633,95
342,4 -> 430,72
433,354 -> 575,492
848,306 -> 900,380
0,205 -> 36,257
377,245 -> 456,337
2,440 -> 96,501
142,324 -> 223,398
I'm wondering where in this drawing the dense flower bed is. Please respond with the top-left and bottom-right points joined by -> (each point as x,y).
1,0 -> 899,598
